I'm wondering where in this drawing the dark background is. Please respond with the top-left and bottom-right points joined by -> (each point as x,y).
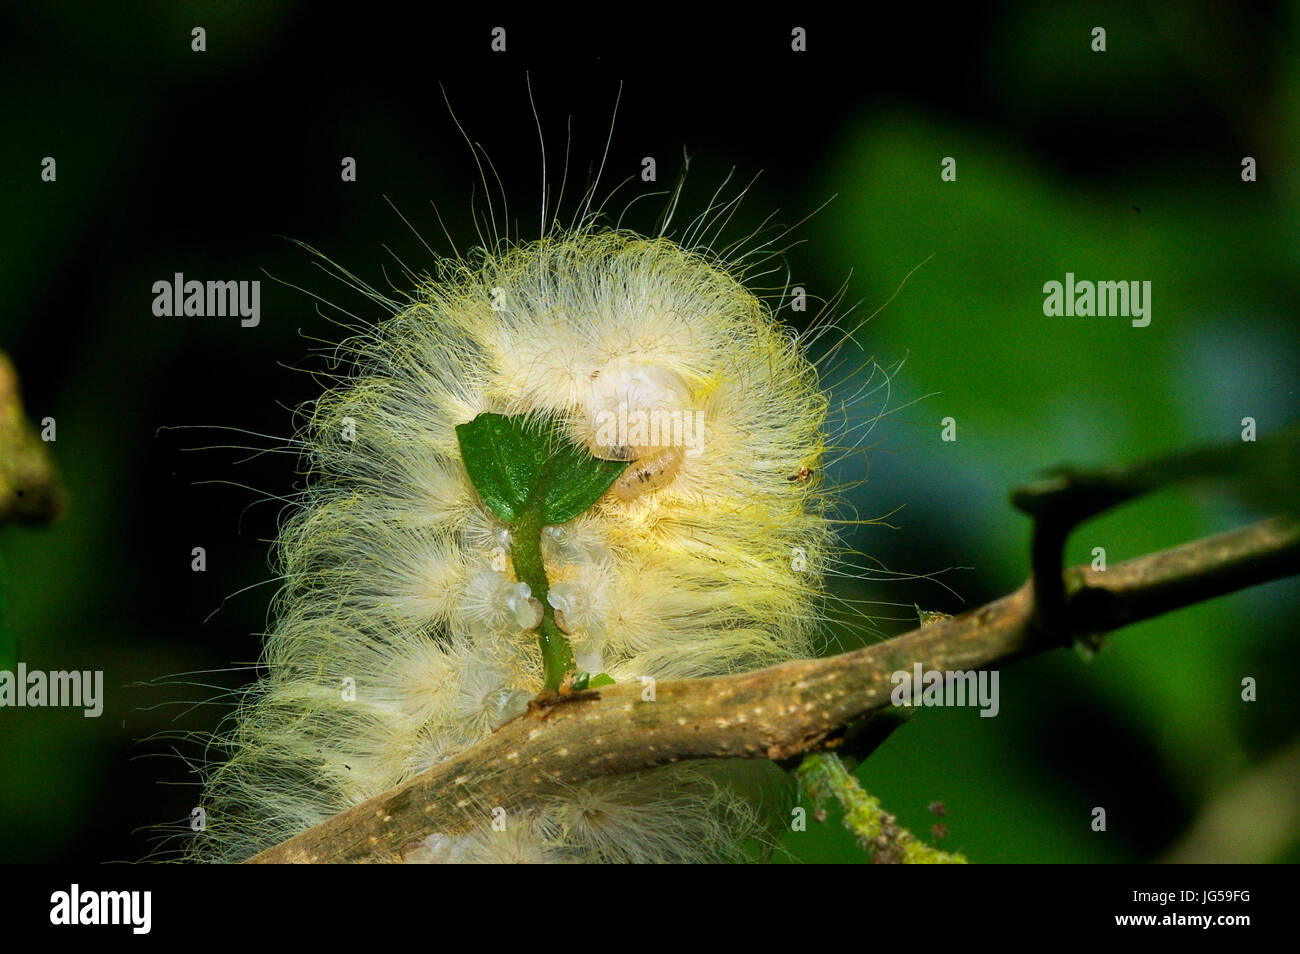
1,2 -> 1297,863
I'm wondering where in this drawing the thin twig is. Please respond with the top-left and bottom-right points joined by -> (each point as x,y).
1012,426 -> 1298,634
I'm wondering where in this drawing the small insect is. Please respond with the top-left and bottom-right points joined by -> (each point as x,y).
787,465 -> 813,482
614,446 -> 685,502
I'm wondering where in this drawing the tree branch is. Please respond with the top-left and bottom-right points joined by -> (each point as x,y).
246,514 -> 1300,863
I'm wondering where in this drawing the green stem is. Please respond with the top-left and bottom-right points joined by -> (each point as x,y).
509,507 -> 574,690
797,752 -> 967,864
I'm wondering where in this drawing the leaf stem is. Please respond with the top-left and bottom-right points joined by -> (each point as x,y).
510,507 -> 574,690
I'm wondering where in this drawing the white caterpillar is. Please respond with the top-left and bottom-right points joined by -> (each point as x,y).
188,184 -> 852,863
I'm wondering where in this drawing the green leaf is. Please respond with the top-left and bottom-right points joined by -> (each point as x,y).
455,413 -> 629,526
454,413 -> 629,689
570,671 -> 615,691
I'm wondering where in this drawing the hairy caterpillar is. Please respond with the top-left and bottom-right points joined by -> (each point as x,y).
184,114 -> 884,864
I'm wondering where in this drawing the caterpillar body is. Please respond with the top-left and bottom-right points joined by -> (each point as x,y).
191,214 -> 843,863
